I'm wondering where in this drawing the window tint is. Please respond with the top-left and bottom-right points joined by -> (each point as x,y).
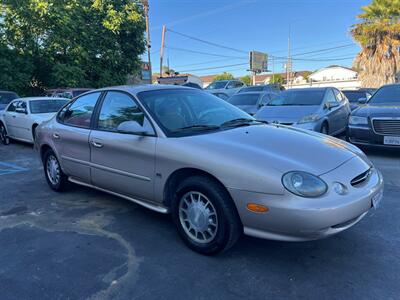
0,92 -> 18,104
97,92 -> 145,132
29,100 -> 68,114
325,89 -> 338,103
334,89 -> 345,102
228,94 -> 260,105
226,81 -> 236,89
268,90 -> 325,106
369,85 -> 400,104
61,92 -> 100,128
7,101 -> 18,112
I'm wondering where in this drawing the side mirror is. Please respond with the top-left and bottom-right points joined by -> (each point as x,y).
15,107 -> 27,114
117,120 -> 154,136
325,102 -> 339,110
358,98 -> 367,104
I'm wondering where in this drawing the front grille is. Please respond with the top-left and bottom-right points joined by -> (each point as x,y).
373,119 -> 400,136
351,168 -> 371,186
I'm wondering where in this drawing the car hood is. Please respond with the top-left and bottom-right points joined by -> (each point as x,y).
352,103 -> 400,117
255,105 -> 319,123
236,105 -> 257,115
182,124 -> 364,176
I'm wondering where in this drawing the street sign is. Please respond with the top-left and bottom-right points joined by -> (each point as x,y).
249,51 -> 268,73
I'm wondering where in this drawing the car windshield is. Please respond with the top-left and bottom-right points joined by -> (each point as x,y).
368,85 -> 400,104
268,90 -> 325,106
0,92 -> 18,104
206,81 -> 228,90
29,99 -> 69,114
138,89 -> 255,136
343,91 -> 366,103
228,94 -> 260,105
238,86 -> 264,93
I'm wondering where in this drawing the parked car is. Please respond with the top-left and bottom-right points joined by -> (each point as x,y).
35,85 -> 383,254
256,87 -> 351,135
0,91 -> 19,111
342,89 -> 373,111
205,80 -> 246,99
45,88 -> 92,99
0,97 -> 69,145
347,83 -> 400,148
238,84 -> 284,94
227,92 -> 276,115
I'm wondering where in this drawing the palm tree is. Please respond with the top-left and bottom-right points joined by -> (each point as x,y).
351,0 -> 400,87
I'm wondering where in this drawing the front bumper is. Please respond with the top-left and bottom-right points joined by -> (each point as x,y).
347,125 -> 400,148
228,157 -> 384,241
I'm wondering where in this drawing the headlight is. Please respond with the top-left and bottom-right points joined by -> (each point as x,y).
282,171 -> 328,198
349,116 -> 368,125
298,114 -> 320,124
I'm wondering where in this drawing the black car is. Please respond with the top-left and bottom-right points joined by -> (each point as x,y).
238,84 -> 284,94
342,89 -> 373,111
0,91 -> 19,111
347,84 -> 400,148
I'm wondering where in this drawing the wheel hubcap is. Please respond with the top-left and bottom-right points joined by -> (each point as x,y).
46,155 -> 60,185
179,191 -> 218,244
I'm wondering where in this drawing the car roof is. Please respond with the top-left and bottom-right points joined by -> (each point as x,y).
92,84 -> 196,96
232,91 -> 264,95
284,87 -> 328,92
13,97 -> 69,102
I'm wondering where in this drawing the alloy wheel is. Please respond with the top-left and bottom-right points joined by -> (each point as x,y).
46,155 -> 61,186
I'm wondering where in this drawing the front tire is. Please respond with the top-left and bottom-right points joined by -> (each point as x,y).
43,149 -> 68,191
0,123 -> 10,145
171,176 -> 242,255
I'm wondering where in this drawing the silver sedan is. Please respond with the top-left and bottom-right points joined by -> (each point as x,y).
35,85 -> 383,254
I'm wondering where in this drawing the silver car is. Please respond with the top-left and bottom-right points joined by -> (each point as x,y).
256,87 -> 351,135
205,80 -> 246,99
35,85 -> 383,254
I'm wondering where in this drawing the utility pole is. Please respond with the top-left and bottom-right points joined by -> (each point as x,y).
141,0 -> 152,83
160,25 -> 166,77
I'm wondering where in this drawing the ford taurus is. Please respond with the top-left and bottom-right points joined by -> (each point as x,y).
35,85 -> 383,254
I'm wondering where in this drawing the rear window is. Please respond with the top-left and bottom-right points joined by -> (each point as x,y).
239,86 -> 264,93
369,85 -> 400,104
0,92 -> 19,104
343,91 -> 366,103
228,94 -> 260,105
29,100 -> 69,114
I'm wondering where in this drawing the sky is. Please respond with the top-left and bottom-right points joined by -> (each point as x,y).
144,0 -> 371,78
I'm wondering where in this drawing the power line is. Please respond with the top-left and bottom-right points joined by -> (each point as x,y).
178,63 -> 248,73
165,46 -> 247,59
167,28 -> 248,54
292,44 -> 355,57
174,57 -> 247,68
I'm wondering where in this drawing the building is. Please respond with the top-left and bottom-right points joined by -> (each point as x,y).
289,65 -> 360,90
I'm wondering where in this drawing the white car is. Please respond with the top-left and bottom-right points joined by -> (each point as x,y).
0,97 -> 69,144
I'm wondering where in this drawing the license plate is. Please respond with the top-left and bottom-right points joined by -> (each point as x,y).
384,136 -> 400,145
372,190 -> 383,209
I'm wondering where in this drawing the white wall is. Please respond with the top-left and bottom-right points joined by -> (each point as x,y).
287,79 -> 361,90
309,67 -> 357,82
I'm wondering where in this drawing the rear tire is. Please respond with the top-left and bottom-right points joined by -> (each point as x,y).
0,122 -> 10,145
43,149 -> 68,191
171,176 -> 242,255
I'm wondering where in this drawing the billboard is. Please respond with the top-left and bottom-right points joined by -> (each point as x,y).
249,51 -> 268,73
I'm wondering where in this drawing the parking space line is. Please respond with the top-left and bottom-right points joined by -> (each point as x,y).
0,162 -> 29,176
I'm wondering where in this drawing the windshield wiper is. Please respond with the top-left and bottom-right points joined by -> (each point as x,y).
172,124 -> 220,132
220,118 -> 257,128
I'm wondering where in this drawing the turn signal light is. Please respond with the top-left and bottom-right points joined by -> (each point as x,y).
247,203 -> 269,213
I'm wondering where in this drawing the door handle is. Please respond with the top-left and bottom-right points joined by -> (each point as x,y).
53,133 -> 60,139
91,141 -> 103,148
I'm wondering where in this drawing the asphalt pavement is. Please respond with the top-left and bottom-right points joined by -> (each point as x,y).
0,141 -> 399,300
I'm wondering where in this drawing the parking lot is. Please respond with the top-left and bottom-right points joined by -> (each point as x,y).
0,141 -> 399,300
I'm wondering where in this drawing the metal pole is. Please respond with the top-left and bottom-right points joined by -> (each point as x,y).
160,25 -> 166,77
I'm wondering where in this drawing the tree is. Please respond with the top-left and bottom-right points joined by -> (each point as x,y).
0,0 -> 146,95
270,74 -> 285,84
240,75 -> 252,85
351,0 -> 400,87
213,72 -> 234,81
